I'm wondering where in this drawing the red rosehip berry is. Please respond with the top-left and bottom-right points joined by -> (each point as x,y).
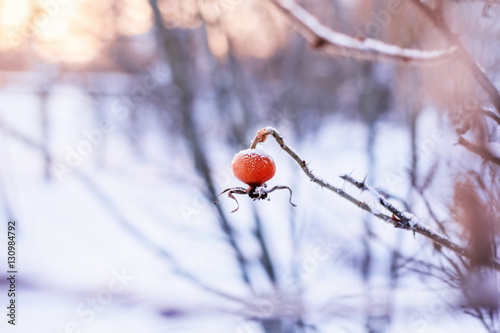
232,148 -> 276,187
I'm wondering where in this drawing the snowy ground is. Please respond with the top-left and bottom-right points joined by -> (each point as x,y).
0,82 -> 486,332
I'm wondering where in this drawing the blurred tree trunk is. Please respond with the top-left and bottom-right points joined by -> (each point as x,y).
148,0 -> 254,290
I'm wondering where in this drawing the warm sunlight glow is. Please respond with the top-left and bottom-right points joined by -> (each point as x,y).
118,0 -> 153,36
0,0 -> 32,50
0,0 -> 285,63
159,0 -> 202,28
0,0 -> 153,63
206,25 -> 229,59
33,0 -> 109,63
220,0 -> 288,58
198,0 -> 289,58
0,0 -> 30,26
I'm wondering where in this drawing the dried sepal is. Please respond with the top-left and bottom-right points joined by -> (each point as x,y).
215,184 -> 297,213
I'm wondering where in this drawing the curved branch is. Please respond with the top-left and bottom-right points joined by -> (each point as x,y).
256,126 -> 500,271
480,108 -> 500,126
269,0 -> 457,63
458,136 -> 500,165
410,0 -> 500,114
267,185 -> 297,207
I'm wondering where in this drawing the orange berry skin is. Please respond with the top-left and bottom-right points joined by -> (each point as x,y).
232,148 -> 276,187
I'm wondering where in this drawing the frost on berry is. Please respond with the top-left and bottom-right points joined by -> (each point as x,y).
215,147 -> 296,213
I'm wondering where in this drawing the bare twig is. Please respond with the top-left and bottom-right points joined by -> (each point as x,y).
0,118 -> 46,152
149,0 -> 253,288
0,117 -> 53,180
252,208 -> 277,283
271,0 -> 500,114
268,0 -> 456,63
480,108 -> 500,126
417,189 -> 449,237
255,127 -> 500,270
458,136 -> 500,165
76,171 -> 250,306
456,0 -> 500,4
410,0 -> 500,114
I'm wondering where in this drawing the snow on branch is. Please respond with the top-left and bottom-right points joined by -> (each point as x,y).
255,127 -> 500,271
339,174 -> 473,260
269,0 -> 457,63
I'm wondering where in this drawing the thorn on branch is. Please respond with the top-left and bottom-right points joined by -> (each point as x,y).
339,174 -> 368,191
247,127 -> 500,271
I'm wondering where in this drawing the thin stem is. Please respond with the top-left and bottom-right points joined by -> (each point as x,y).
410,0 -> 500,114
250,128 -> 271,149
480,108 -> 500,126
254,127 -> 500,271
458,136 -> 500,166
77,171 -> 251,305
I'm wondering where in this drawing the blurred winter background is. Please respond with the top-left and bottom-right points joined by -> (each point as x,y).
0,0 -> 500,332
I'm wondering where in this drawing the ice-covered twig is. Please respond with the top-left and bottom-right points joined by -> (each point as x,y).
268,0 -> 456,63
340,175 -> 416,229
339,174 -> 475,260
253,128 -> 392,222
256,127 -> 500,270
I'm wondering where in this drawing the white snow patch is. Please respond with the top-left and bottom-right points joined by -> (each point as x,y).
234,147 -> 274,161
487,142 -> 500,158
